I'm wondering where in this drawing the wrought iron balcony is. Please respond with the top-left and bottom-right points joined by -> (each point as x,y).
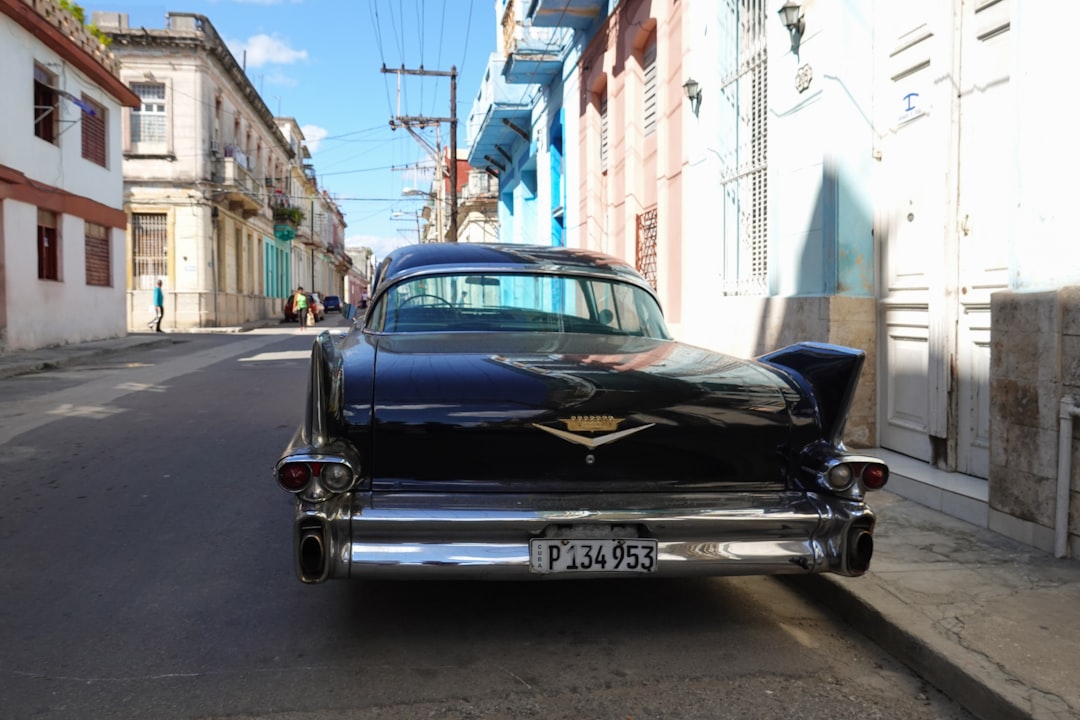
503,23 -> 572,84
216,157 -> 264,218
526,0 -> 608,29
467,54 -> 538,171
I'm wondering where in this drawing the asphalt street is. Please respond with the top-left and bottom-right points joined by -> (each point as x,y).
0,323 -> 974,720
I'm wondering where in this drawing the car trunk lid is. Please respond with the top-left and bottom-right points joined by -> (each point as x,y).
361,332 -> 800,493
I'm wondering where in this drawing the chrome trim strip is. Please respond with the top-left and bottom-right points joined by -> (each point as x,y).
295,492 -> 875,580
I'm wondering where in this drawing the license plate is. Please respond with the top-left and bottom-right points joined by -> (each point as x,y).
530,538 -> 658,574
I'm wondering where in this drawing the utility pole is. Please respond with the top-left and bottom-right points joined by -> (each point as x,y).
381,64 -> 458,242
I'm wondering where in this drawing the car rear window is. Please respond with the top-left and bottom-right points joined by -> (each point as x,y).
367,272 -> 670,338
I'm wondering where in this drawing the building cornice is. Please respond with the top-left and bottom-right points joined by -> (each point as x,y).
1,0 -> 139,107
0,163 -> 127,228
104,13 -> 293,158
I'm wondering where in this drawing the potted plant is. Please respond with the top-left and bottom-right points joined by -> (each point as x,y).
273,205 -> 305,226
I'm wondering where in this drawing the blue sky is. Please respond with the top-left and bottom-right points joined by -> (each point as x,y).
91,0 -> 496,261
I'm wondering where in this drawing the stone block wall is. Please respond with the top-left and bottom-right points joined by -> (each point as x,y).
990,288 -> 1080,557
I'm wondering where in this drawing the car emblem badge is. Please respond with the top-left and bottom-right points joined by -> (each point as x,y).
564,415 -> 620,432
532,416 -> 655,449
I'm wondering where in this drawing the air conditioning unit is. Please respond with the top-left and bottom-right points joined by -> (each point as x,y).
210,140 -> 221,157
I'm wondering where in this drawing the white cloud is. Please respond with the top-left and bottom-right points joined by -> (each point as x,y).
230,33 -> 307,69
301,124 -> 328,153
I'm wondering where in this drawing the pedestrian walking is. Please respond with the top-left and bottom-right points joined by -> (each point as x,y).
293,286 -> 309,330
148,279 -> 164,333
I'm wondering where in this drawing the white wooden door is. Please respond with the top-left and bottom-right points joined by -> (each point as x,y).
954,0 -> 1011,477
878,1 -> 950,465
877,0 -> 1010,479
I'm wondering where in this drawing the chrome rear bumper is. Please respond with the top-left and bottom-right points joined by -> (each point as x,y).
292,491 -> 876,583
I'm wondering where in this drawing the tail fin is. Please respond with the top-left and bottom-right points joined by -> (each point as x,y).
758,342 -> 865,446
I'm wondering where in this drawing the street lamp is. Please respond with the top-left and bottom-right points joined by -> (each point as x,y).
402,186 -> 444,242
778,1 -> 805,53
391,210 -> 423,244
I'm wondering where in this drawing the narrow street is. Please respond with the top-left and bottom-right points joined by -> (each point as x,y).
0,326 -> 972,719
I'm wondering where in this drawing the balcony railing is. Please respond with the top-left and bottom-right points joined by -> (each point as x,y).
503,23 -> 572,84
527,0 -> 609,29
217,157 -> 265,218
467,54 -> 537,169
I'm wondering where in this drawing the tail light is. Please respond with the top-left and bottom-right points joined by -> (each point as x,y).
278,463 -> 312,492
819,458 -> 889,493
277,459 -> 358,494
861,463 -> 888,490
826,463 -> 854,489
320,462 -> 355,492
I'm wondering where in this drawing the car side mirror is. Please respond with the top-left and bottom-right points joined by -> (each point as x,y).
342,304 -> 356,321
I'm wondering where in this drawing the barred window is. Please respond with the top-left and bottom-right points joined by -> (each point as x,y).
85,222 -> 111,286
81,95 -> 107,166
38,209 -> 60,280
130,82 -> 167,148
717,0 -> 769,296
34,64 -> 58,144
132,213 -> 167,289
636,206 -> 658,289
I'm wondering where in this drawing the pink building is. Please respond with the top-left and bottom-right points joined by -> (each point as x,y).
577,0 -> 688,327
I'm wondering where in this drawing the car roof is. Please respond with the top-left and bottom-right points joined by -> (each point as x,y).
374,243 -> 651,292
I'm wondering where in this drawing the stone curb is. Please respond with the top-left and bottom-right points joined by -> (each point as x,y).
793,573 -> 1035,720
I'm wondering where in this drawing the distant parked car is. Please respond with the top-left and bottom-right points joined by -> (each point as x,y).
323,295 -> 341,312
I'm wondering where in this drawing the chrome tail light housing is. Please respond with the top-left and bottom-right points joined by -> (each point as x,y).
802,446 -> 890,497
275,446 -> 364,500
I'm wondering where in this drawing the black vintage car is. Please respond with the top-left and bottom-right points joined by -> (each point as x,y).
275,243 -> 887,583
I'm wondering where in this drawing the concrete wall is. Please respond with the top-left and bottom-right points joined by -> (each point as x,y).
990,288 -> 1080,556
128,288 -> 280,331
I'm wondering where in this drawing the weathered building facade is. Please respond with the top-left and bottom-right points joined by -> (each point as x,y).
94,11 -> 347,330
1,0 -> 140,351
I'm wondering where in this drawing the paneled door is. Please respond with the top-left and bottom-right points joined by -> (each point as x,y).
877,0 -> 1011,479
953,0 -> 1011,477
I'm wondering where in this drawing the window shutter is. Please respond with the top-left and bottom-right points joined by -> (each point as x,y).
81,95 -> 107,167
84,222 -> 111,286
599,93 -> 608,171
643,43 -> 658,136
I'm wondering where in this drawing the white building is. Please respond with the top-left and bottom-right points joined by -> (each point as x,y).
1,0 -> 139,352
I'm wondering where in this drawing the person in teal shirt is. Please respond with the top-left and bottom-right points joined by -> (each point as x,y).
148,279 -> 164,332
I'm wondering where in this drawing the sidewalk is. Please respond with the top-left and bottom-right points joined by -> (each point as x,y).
0,320 -> 275,380
801,490 -> 1080,720
0,332 -> 175,380
1,335 -> 1077,720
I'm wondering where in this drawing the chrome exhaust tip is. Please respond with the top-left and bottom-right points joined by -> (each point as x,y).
847,527 -> 874,574
298,526 -> 327,582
